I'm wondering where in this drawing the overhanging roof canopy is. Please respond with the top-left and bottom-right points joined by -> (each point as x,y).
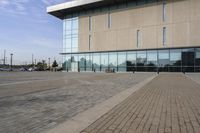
47,0 -> 132,19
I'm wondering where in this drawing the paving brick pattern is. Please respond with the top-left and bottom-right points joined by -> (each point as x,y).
0,72 -> 154,133
81,74 -> 200,133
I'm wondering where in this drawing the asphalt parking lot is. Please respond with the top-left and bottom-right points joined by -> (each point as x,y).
0,72 -> 155,133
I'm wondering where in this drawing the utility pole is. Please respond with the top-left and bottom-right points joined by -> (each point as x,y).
48,58 -> 51,69
3,50 -> 6,66
10,53 -> 13,71
35,59 -> 37,66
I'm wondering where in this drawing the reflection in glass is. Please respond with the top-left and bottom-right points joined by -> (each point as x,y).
196,48 -> 200,66
63,55 -> 71,71
101,53 -> 108,71
93,53 -> 101,71
109,52 -> 117,71
182,49 -> 194,72
79,54 -> 86,71
147,51 -> 157,66
170,49 -> 181,66
137,51 -> 147,66
71,54 -> 78,62
147,51 -> 157,72
137,51 -> 147,71
158,50 -> 169,72
127,51 -> 136,71
169,49 -> 182,72
86,54 -> 92,71
118,52 -> 126,71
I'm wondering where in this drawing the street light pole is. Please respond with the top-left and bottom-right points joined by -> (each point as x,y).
10,53 -> 13,71
32,54 -> 34,66
3,50 -> 6,66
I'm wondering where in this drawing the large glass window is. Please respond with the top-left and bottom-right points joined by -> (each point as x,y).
182,48 -> 195,72
169,49 -> 182,72
158,50 -> 169,72
63,55 -> 72,71
63,16 -> 79,55
118,52 -> 126,72
93,53 -> 101,71
109,52 -> 117,71
86,54 -> 93,71
137,51 -> 147,71
147,51 -> 157,71
127,51 -> 136,71
101,53 -> 109,71
79,54 -> 86,71
137,51 -> 147,66
170,49 -> 182,66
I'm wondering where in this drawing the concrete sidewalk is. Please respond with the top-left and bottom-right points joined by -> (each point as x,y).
81,74 -> 200,133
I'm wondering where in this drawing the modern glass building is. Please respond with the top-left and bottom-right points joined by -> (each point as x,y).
47,0 -> 200,72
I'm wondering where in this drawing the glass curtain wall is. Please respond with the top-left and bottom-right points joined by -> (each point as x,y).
63,47 -> 200,72
118,52 -> 127,72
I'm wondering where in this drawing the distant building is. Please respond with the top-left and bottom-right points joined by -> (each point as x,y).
48,0 -> 200,72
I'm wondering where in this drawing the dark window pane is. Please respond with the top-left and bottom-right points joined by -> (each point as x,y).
182,48 -> 194,66
195,48 -> 200,66
195,67 -> 200,72
169,67 -> 182,72
170,49 -> 181,66
182,67 -> 194,72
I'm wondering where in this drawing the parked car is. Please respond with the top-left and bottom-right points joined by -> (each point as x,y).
20,68 -> 28,71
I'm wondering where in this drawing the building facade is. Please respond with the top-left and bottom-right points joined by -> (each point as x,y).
48,0 -> 200,72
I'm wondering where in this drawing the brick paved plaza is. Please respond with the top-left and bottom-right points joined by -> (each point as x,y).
81,74 -> 200,133
0,72 -> 153,133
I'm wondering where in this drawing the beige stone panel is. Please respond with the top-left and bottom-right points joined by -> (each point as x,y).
93,14 -> 107,32
142,26 -> 157,49
172,0 -> 190,23
111,10 -> 130,30
106,30 -> 117,51
129,7 -> 141,28
79,16 -> 89,34
190,20 -> 200,46
93,32 -> 107,51
116,29 -> 130,50
157,25 -> 173,48
190,0 -> 200,21
140,5 -> 158,26
79,34 -> 89,52
172,22 -> 190,47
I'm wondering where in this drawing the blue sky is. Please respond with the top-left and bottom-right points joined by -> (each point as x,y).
0,0 -> 69,65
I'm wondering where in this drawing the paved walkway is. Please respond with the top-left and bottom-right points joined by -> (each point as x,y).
81,74 -> 200,133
